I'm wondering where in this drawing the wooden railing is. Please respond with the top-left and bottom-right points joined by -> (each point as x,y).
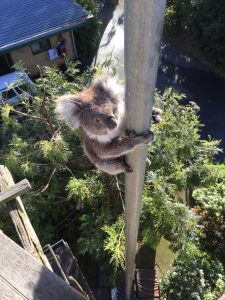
0,165 -> 88,299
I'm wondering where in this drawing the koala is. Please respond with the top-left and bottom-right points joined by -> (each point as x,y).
55,76 -> 155,175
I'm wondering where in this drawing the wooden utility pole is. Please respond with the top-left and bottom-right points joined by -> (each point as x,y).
0,165 -> 52,269
124,1 -> 166,299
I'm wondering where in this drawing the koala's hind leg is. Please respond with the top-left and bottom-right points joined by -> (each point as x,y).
96,157 -> 132,175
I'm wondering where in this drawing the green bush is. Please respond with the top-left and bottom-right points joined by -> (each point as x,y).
165,3 -> 177,30
166,0 -> 225,70
0,62 -> 95,245
193,182 -> 225,266
160,242 -> 225,300
75,0 -> 102,63
1,63 -> 225,292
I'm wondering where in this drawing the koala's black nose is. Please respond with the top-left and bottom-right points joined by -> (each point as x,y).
107,116 -> 117,129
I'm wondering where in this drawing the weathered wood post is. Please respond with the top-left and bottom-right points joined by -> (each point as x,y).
0,165 -> 52,269
124,1 -> 166,299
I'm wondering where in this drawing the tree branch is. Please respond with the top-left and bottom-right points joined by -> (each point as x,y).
115,176 -> 125,211
40,95 -> 55,135
35,167 -> 56,196
12,108 -> 44,121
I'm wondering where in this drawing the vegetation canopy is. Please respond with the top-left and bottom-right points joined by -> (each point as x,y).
165,0 -> 225,73
0,62 -> 224,297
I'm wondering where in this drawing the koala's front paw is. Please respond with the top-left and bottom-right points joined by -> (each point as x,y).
124,129 -> 137,138
123,156 -> 133,173
142,130 -> 155,143
134,130 -> 155,144
125,165 -> 133,173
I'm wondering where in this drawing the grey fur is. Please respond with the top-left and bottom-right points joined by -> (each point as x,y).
56,76 -> 155,175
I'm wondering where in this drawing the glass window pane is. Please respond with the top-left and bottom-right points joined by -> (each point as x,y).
31,39 -> 51,55
14,84 -> 29,94
2,89 -> 17,100
31,43 -> 41,53
40,39 -> 51,49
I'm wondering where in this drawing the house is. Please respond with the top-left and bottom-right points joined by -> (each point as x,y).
0,0 -> 93,76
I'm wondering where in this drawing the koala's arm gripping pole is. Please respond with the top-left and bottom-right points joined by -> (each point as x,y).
124,1 -> 166,299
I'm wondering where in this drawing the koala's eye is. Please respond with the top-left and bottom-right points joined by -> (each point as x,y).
95,118 -> 102,124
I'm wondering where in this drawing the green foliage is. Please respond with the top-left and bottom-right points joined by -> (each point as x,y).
141,89 -> 225,298
0,62 -> 94,246
39,135 -> 72,164
74,0 -> 102,63
194,183 -> 225,214
103,216 -> 125,270
140,190 -> 197,252
166,0 -> 225,71
139,90 -> 209,252
76,211 -> 111,257
165,3 -> 177,30
66,173 -> 105,207
160,241 -> 225,300
74,175 -> 124,261
193,183 -> 225,265
1,61 -> 225,294
148,89 -> 221,190
1,104 -> 12,126
12,60 -> 27,72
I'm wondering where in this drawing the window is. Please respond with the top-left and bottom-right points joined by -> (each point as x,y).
2,89 -> 17,100
31,39 -> 51,55
14,84 -> 29,95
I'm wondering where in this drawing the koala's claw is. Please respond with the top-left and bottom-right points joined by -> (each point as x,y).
123,156 -> 133,173
125,129 -> 136,137
125,165 -> 133,173
125,129 -> 155,143
143,130 -> 155,143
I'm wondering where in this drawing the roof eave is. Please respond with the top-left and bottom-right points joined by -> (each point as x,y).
0,15 -> 93,55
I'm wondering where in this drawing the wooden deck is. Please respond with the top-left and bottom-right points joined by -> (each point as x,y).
135,268 -> 160,299
0,231 -> 86,300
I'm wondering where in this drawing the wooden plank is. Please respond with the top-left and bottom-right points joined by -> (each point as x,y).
0,278 -> 25,300
135,269 -> 160,298
0,232 -> 87,300
0,179 -> 31,205
0,165 -> 52,269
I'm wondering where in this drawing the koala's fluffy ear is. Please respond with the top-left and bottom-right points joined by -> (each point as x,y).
93,75 -> 124,100
55,95 -> 83,129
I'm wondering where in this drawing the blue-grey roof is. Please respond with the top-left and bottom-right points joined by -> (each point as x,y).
0,0 -> 92,54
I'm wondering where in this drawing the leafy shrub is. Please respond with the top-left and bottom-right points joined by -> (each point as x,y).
166,0 -> 225,71
140,190 -> 197,252
0,62 -> 94,245
193,183 -> 225,266
165,3 -> 177,30
103,216 -> 125,270
1,62 -> 224,293
160,242 -> 225,300
75,0 -> 102,63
